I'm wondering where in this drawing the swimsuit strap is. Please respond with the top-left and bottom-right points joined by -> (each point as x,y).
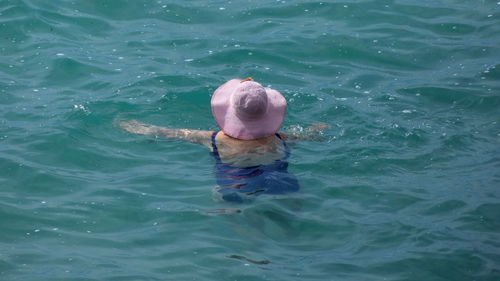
275,133 -> 291,157
211,131 -> 221,161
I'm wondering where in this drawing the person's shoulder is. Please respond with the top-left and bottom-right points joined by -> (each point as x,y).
182,129 -> 215,148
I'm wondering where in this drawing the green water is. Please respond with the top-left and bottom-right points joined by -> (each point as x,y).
1,0 -> 500,280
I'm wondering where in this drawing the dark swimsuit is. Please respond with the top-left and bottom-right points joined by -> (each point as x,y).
211,131 -> 300,202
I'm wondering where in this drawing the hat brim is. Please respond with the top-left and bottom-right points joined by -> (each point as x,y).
211,79 -> 287,140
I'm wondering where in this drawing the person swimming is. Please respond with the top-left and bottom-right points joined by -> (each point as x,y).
119,78 -> 327,202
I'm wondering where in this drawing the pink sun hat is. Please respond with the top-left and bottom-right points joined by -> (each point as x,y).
211,78 -> 287,140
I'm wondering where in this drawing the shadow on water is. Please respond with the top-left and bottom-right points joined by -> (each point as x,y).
202,196 -> 307,266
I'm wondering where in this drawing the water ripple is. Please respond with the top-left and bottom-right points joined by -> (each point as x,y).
2,0 -> 500,280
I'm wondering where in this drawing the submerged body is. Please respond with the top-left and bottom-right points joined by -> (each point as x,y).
118,120 -> 326,202
211,131 -> 299,202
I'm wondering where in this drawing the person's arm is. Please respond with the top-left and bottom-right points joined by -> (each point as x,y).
279,122 -> 330,141
119,119 -> 213,148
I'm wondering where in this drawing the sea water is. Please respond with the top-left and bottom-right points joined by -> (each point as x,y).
1,0 -> 499,280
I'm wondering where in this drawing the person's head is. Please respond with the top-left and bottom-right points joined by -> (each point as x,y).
211,78 -> 287,140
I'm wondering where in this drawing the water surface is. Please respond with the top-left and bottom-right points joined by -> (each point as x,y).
1,0 -> 499,280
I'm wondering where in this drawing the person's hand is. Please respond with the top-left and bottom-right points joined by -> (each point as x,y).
308,122 -> 330,132
304,122 -> 329,141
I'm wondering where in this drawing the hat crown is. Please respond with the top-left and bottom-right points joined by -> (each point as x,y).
232,81 -> 268,120
211,78 -> 286,140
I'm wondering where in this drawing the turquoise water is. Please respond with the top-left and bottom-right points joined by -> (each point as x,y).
1,0 -> 500,280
